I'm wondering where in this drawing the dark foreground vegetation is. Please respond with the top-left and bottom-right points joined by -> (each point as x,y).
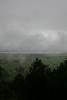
0,57 -> 67,100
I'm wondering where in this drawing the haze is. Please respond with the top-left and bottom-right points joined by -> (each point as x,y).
0,0 -> 67,53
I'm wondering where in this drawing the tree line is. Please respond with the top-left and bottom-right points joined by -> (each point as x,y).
0,58 -> 67,100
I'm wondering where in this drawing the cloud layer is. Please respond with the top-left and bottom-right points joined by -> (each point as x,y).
0,0 -> 67,53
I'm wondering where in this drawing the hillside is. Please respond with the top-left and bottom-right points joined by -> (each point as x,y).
0,53 -> 67,79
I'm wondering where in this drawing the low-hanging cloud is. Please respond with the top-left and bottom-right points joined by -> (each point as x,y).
0,0 -> 67,53
0,20 -> 67,53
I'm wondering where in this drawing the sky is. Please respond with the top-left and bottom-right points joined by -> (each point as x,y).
0,0 -> 67,53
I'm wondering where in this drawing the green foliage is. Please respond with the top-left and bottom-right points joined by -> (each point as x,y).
30,58 -> 47,73
0,55 -> 67,99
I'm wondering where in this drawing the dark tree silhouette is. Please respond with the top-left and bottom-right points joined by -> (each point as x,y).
0,57 -> 67,100
0,65 -> 10,100
47,58 -> 67,99
24,58 -> 48,100
12,73 -> 24,100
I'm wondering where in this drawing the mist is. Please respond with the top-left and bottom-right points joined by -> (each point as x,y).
0,0 -> 67,53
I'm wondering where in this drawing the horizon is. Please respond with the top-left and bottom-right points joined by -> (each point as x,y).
0,51 -> 67,55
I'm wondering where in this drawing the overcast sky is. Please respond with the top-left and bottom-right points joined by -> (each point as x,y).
0,0 -> 67,53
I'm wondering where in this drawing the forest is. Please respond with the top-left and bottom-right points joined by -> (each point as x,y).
0,57 -> 67,100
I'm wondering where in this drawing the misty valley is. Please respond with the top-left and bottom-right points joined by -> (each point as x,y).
0,0 -> 67,99
0,53 -> 67,99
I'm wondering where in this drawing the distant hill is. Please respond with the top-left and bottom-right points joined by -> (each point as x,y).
0,53 -> 67,79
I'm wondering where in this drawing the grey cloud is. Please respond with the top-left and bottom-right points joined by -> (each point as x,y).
0,0 -> 67,53
0,29 -> 67,53
0,0 -> 67,30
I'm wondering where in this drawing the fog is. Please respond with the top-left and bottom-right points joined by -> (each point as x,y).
0,0 -> 67,53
